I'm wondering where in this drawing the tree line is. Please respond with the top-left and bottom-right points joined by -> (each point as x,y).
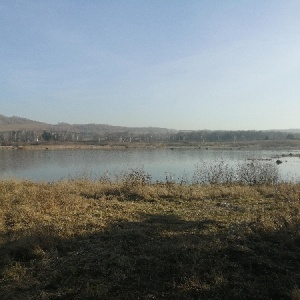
0,129 -> 299,146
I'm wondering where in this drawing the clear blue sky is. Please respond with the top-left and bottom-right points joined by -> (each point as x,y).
1,0 -> 300,130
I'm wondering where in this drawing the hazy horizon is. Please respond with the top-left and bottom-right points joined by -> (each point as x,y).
2,113 -> 300,133
1,1 -> 300,130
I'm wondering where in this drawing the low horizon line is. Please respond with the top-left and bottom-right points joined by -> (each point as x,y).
1,114 -> 299,132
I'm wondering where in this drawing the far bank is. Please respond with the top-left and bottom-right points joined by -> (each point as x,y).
1,139 -> 300,151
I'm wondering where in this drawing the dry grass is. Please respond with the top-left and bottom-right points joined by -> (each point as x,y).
0,178 -> 300,299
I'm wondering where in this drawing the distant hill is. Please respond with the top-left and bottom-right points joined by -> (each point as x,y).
0,114 -> 176,135
0,114 -> 50,131
1,114 -> 299,145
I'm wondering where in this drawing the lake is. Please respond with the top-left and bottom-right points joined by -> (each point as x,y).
0,148 -> 300,182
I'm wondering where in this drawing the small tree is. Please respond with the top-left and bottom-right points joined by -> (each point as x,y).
42,131 -> 52,141
286,134 -> 296,140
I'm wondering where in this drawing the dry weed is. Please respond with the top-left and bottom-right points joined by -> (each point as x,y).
0,179 -> 299,299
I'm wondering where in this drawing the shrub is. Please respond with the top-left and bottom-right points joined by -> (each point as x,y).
193,160 -> 279,185
121,168 -> 152,187
236,161 -> 279,185
192,160 -> 236,184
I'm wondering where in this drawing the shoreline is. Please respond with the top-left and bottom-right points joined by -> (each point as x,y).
1,140 -> 300,151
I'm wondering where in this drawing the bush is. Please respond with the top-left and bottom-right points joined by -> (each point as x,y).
192,160 -> 236,184
121,168 -> 152,187
193,160 -> 279,185
236,161 -> 279,185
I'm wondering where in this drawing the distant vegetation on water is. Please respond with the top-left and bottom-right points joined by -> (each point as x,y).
1,165 -> 300,299
0,114 -> 300,146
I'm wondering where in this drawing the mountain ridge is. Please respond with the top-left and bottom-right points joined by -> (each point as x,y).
0,114 -> 299,134
0,114 -> 176,134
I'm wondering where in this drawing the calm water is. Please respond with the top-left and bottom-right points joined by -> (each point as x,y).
0,148 -> 300,182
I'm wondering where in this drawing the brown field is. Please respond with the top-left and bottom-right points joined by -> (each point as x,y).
0,177 -> 300,299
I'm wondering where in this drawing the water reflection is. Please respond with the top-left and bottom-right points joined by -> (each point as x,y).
0,148 -> 299,182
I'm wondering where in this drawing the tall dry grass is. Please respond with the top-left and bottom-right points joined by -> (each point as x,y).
0,173 -> 300,299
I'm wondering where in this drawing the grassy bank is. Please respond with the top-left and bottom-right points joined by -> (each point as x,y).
0,179 -> 300,299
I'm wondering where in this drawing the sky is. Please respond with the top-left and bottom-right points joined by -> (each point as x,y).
1,0 -> 300,130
